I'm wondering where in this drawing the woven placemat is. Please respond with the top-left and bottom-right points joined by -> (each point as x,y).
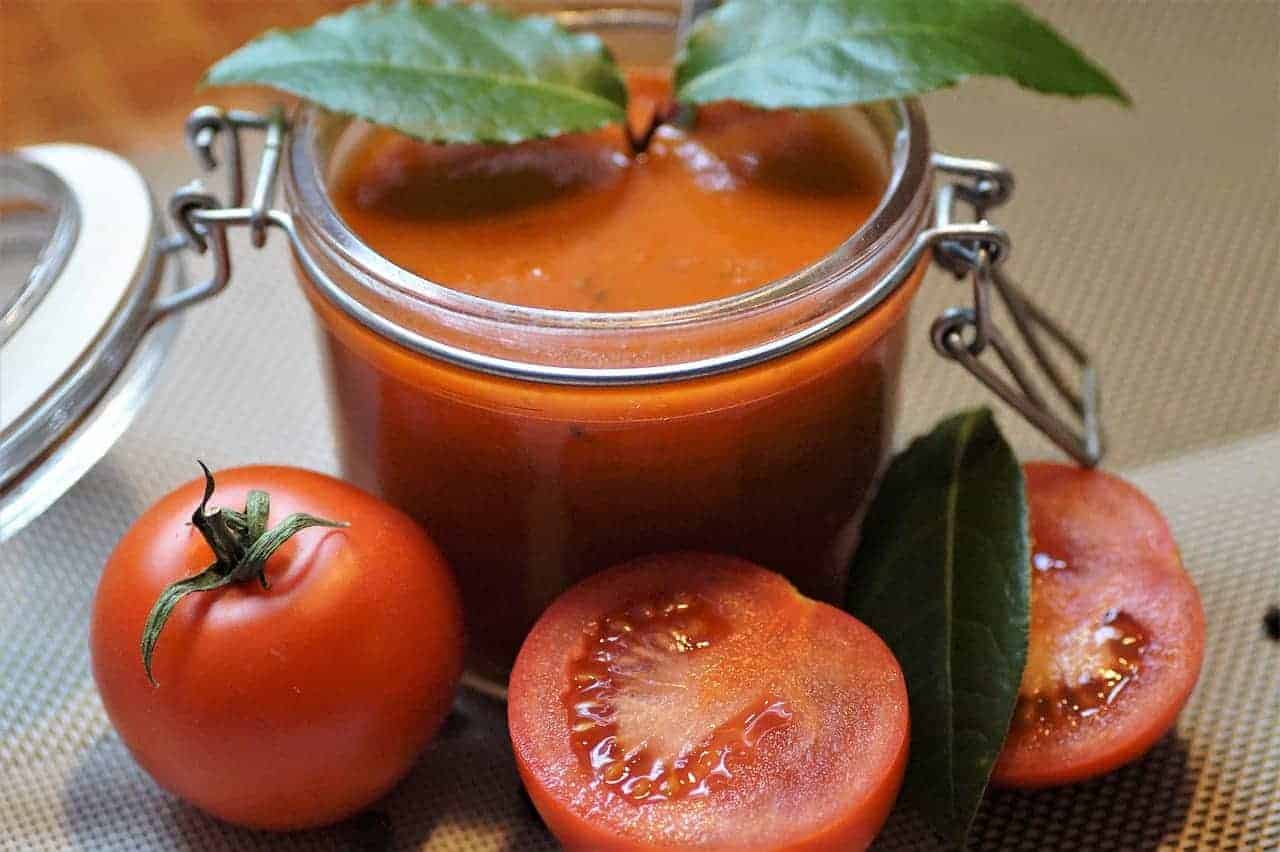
3,1 -> 1277,849
4,433 -> 1277,851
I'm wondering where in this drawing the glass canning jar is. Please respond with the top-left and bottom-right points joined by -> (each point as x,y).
154,5 -> 1100,690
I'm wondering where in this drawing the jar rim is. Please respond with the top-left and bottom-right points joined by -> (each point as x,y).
283,5 -> 935,383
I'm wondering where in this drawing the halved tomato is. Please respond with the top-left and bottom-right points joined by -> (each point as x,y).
508,553 -> 909,851
993,462 -> 1205,787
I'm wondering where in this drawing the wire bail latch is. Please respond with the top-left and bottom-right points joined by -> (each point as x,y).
927,153 -> 1104,467
150,106 -> 292,327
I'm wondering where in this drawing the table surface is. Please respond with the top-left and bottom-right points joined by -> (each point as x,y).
3,1 -> 1278,850
1,0 -> 350,151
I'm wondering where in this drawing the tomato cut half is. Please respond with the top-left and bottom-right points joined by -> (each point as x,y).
993,462 -> 1205,788
508,553 -> 909,851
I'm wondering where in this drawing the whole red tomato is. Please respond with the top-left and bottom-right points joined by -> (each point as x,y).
90,464 -> 464,831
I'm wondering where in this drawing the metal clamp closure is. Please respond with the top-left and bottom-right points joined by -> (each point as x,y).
149,107 -> 290,327
927,153 -> 1104,467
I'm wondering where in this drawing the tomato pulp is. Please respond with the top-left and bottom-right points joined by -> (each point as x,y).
508,553 -> 910,850
90,466 -> 465,830
993,463 -> 1205,787
309,69 -> 924,682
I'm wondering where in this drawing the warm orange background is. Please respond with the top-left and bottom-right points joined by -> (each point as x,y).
2,0 -> 351,151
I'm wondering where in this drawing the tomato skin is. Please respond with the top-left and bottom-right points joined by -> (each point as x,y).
992,463 -> 1205,788
89,466 -> 464,831
509,553 -> 909,851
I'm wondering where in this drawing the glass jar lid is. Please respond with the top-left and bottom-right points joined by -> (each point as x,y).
0,145 -> 184,540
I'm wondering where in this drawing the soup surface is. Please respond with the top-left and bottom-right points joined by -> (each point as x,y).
332,70 -> 885,311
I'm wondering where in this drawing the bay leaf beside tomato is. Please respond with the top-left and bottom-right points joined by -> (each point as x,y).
846,407 -> 1030,846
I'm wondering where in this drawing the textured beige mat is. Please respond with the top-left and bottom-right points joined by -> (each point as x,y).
3,1 -> 1278,849
4,432 -> 1277,851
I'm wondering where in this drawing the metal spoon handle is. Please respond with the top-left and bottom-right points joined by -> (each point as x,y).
677,0 -> 717,43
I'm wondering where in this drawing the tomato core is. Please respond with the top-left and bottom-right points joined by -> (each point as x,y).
1011,601 -> 1148,735
565,592 -> 795,804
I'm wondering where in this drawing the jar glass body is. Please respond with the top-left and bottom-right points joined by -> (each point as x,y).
284,6 -> 935,684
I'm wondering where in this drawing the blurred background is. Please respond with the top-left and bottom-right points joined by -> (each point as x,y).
3,1 -> 352,151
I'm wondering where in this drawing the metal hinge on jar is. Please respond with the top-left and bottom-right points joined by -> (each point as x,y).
151,106 -> 292,327
926,153 -> 1104,467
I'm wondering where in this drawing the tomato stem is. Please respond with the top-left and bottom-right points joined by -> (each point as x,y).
139,463 -> 347,686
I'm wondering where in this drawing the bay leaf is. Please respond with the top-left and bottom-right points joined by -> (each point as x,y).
676,0 -> 1129,109
204,0 -> 628,144
846,407 -> 1030,846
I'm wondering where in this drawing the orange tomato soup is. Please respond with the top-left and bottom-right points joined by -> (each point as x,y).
306,71 -> 923,682
333,73 -> 883,310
